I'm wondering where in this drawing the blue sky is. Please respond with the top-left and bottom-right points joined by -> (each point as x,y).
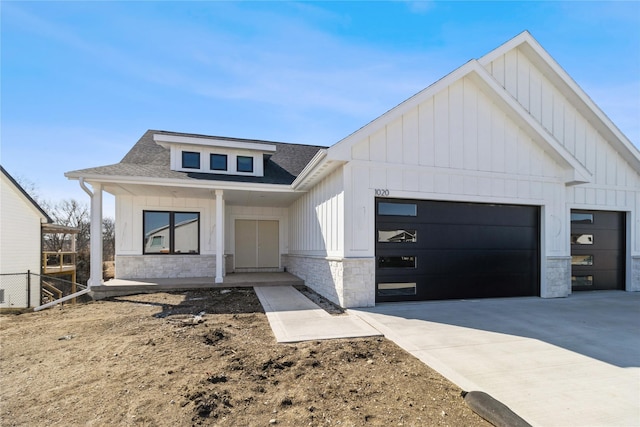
2,1 -> 639,218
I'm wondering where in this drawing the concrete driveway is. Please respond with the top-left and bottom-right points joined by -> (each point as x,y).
351,291 -> 640,427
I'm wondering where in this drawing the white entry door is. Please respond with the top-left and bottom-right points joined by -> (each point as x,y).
235,220 -> 279,268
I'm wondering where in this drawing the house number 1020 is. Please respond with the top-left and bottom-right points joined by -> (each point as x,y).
375,189 -> 389,196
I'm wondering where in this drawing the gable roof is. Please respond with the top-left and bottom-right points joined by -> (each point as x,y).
1,165 -> 52,223
66,130 -> 326,186
478,31 -> 640,172
325,31 -> 639,184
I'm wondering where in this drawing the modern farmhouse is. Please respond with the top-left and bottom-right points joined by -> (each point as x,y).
66,31 -> 640,307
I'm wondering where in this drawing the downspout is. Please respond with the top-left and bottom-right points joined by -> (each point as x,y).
79,177 -> 93,197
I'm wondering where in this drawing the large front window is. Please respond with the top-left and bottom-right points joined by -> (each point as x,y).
143,211 -> 199,254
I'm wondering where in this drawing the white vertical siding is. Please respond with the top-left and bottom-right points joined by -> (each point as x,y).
341,74 -> 570,258
484,46 -> 640,259
288,168 -> 344,256
1,176 -> 45,307
115,195 -> 215,255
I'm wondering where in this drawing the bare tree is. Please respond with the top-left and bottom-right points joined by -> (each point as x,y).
14,176 -> 116,285
103,217 -> 116,262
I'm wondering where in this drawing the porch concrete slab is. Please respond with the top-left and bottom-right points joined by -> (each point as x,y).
91,272 -> 303,299
350,291 -> 640,427
254,286 -> 381,343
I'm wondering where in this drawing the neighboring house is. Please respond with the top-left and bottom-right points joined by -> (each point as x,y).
0,166 -> 52,307
66,31 -> 640,308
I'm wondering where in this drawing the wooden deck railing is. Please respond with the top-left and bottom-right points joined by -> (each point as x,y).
42,251 -> 77,274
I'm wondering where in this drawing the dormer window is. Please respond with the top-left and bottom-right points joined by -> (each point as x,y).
237,156 -> 254,173
156,133 -> 274,177
210,154 -> 228,171
182,151 -> 200,169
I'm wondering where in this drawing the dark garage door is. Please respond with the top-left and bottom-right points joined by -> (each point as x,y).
375,199 -> 540,302
571,210 -> 625,291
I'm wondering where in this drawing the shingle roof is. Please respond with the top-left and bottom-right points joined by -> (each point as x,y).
67,130 -> 326,185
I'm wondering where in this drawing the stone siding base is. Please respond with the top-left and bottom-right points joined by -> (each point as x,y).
283,255 -> 375,308
630,256 -> 640,292
544,257 -> 571,298
116,255 -> 217,279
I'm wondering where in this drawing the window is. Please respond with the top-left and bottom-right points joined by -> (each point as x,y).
378,229 -> 417,243
378,282 -> 417,297
237,156 -> 254,173
571,234 -> 593,245
378,202 -> 417,216
150,236 -> 164,247
572,255 -> 594,266
210,154 -> 227,171
572,275 -> 593,287
378,256 -> 416,268
182,151 -> 200,169
571,213 -> 593,224
143,211 -> 199,254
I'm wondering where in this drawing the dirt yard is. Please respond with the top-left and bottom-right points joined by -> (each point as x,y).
0,288 -> 489,426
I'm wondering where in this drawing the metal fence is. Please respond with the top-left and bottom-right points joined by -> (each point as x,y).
0,272 -> 90,309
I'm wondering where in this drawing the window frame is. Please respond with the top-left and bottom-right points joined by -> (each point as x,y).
181,151 -> 201,169
143,210 -> 200,255
237,155 -> 254,173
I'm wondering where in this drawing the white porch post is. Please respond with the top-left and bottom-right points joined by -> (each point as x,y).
215,189 -> 224,283
89,183 -> 103,288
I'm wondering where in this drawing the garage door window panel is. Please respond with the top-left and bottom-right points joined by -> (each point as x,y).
378,256 -> 416,269
378,229 -> 417,243
572,255 -> 594,266
572,234 -> 593,245
378,202 -> 417,216
377,282 -> 417,297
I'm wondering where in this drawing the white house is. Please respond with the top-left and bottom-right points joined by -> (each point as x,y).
0,166 -> 52,307
66,31 -> 640,307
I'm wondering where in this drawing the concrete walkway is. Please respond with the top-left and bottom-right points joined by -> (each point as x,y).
254,286 -> 381,343
351,291 -> 640,427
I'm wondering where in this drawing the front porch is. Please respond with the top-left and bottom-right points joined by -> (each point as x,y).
90,272 -> 304,300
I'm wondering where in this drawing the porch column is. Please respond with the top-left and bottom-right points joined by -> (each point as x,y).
89,184 -> 103,288
215,189 -> 224,283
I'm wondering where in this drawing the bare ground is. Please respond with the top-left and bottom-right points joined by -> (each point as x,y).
0,288 -> 489,426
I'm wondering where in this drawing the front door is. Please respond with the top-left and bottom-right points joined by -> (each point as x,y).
235,220 -> 279,269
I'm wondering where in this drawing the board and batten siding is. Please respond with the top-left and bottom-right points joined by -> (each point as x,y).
484,46 -> 640,260
115,195 -> 216,255
1,174 -> 45,307
343,75 -> 568,259
288,167 -> 344,257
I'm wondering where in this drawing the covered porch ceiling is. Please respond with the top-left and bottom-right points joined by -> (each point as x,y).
101,181 -> 305,208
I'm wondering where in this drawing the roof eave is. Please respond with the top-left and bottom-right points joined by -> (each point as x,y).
65,172 -> 301,193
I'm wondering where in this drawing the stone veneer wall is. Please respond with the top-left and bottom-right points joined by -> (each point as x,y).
116,255 -> 216,279
631,256 -> 640,292
544,257 -> 571,297
283,255 -> 375,308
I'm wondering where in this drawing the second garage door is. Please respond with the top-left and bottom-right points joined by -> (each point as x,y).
375,199 -> 540,302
